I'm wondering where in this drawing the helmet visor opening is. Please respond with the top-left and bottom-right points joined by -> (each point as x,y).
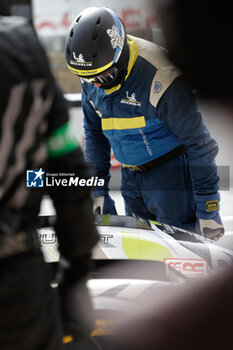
79,66 -> 118,85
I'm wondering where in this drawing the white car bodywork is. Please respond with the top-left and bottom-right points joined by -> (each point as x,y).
38,215 -> 233,279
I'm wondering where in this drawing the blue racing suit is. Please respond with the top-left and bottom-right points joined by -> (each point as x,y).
82,35 -> 219,230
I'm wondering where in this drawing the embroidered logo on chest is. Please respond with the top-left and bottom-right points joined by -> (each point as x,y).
120,91 -> 141,107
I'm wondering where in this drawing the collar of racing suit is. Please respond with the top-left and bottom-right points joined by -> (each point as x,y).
104,36 -> 139,95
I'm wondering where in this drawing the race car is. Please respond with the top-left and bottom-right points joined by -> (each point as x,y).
37,214 -> 233,279
36,214 -> 233,348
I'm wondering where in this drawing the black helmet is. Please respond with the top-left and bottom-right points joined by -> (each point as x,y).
65,7 -> 129,89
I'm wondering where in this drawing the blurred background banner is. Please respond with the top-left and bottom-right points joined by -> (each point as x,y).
31,0 -> 163,94
33,0 -> 159,35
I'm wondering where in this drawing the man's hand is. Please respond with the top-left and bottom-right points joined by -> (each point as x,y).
195,193 -> 224,240
93,194 -> 117,215
198,216 -> 225,240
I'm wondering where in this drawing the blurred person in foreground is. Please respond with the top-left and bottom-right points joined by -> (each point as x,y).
65,6 -> 224,240
157,0 -> 233,105
0,15 -> 99,350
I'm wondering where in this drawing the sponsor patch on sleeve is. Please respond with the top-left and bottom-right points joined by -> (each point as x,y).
206,200 -> 219,212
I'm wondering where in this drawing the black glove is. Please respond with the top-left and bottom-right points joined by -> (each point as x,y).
56,256 -> 95,335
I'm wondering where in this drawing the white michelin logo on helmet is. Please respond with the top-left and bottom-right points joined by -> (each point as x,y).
107,25 -> 124,50
73,52 -> 85,62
